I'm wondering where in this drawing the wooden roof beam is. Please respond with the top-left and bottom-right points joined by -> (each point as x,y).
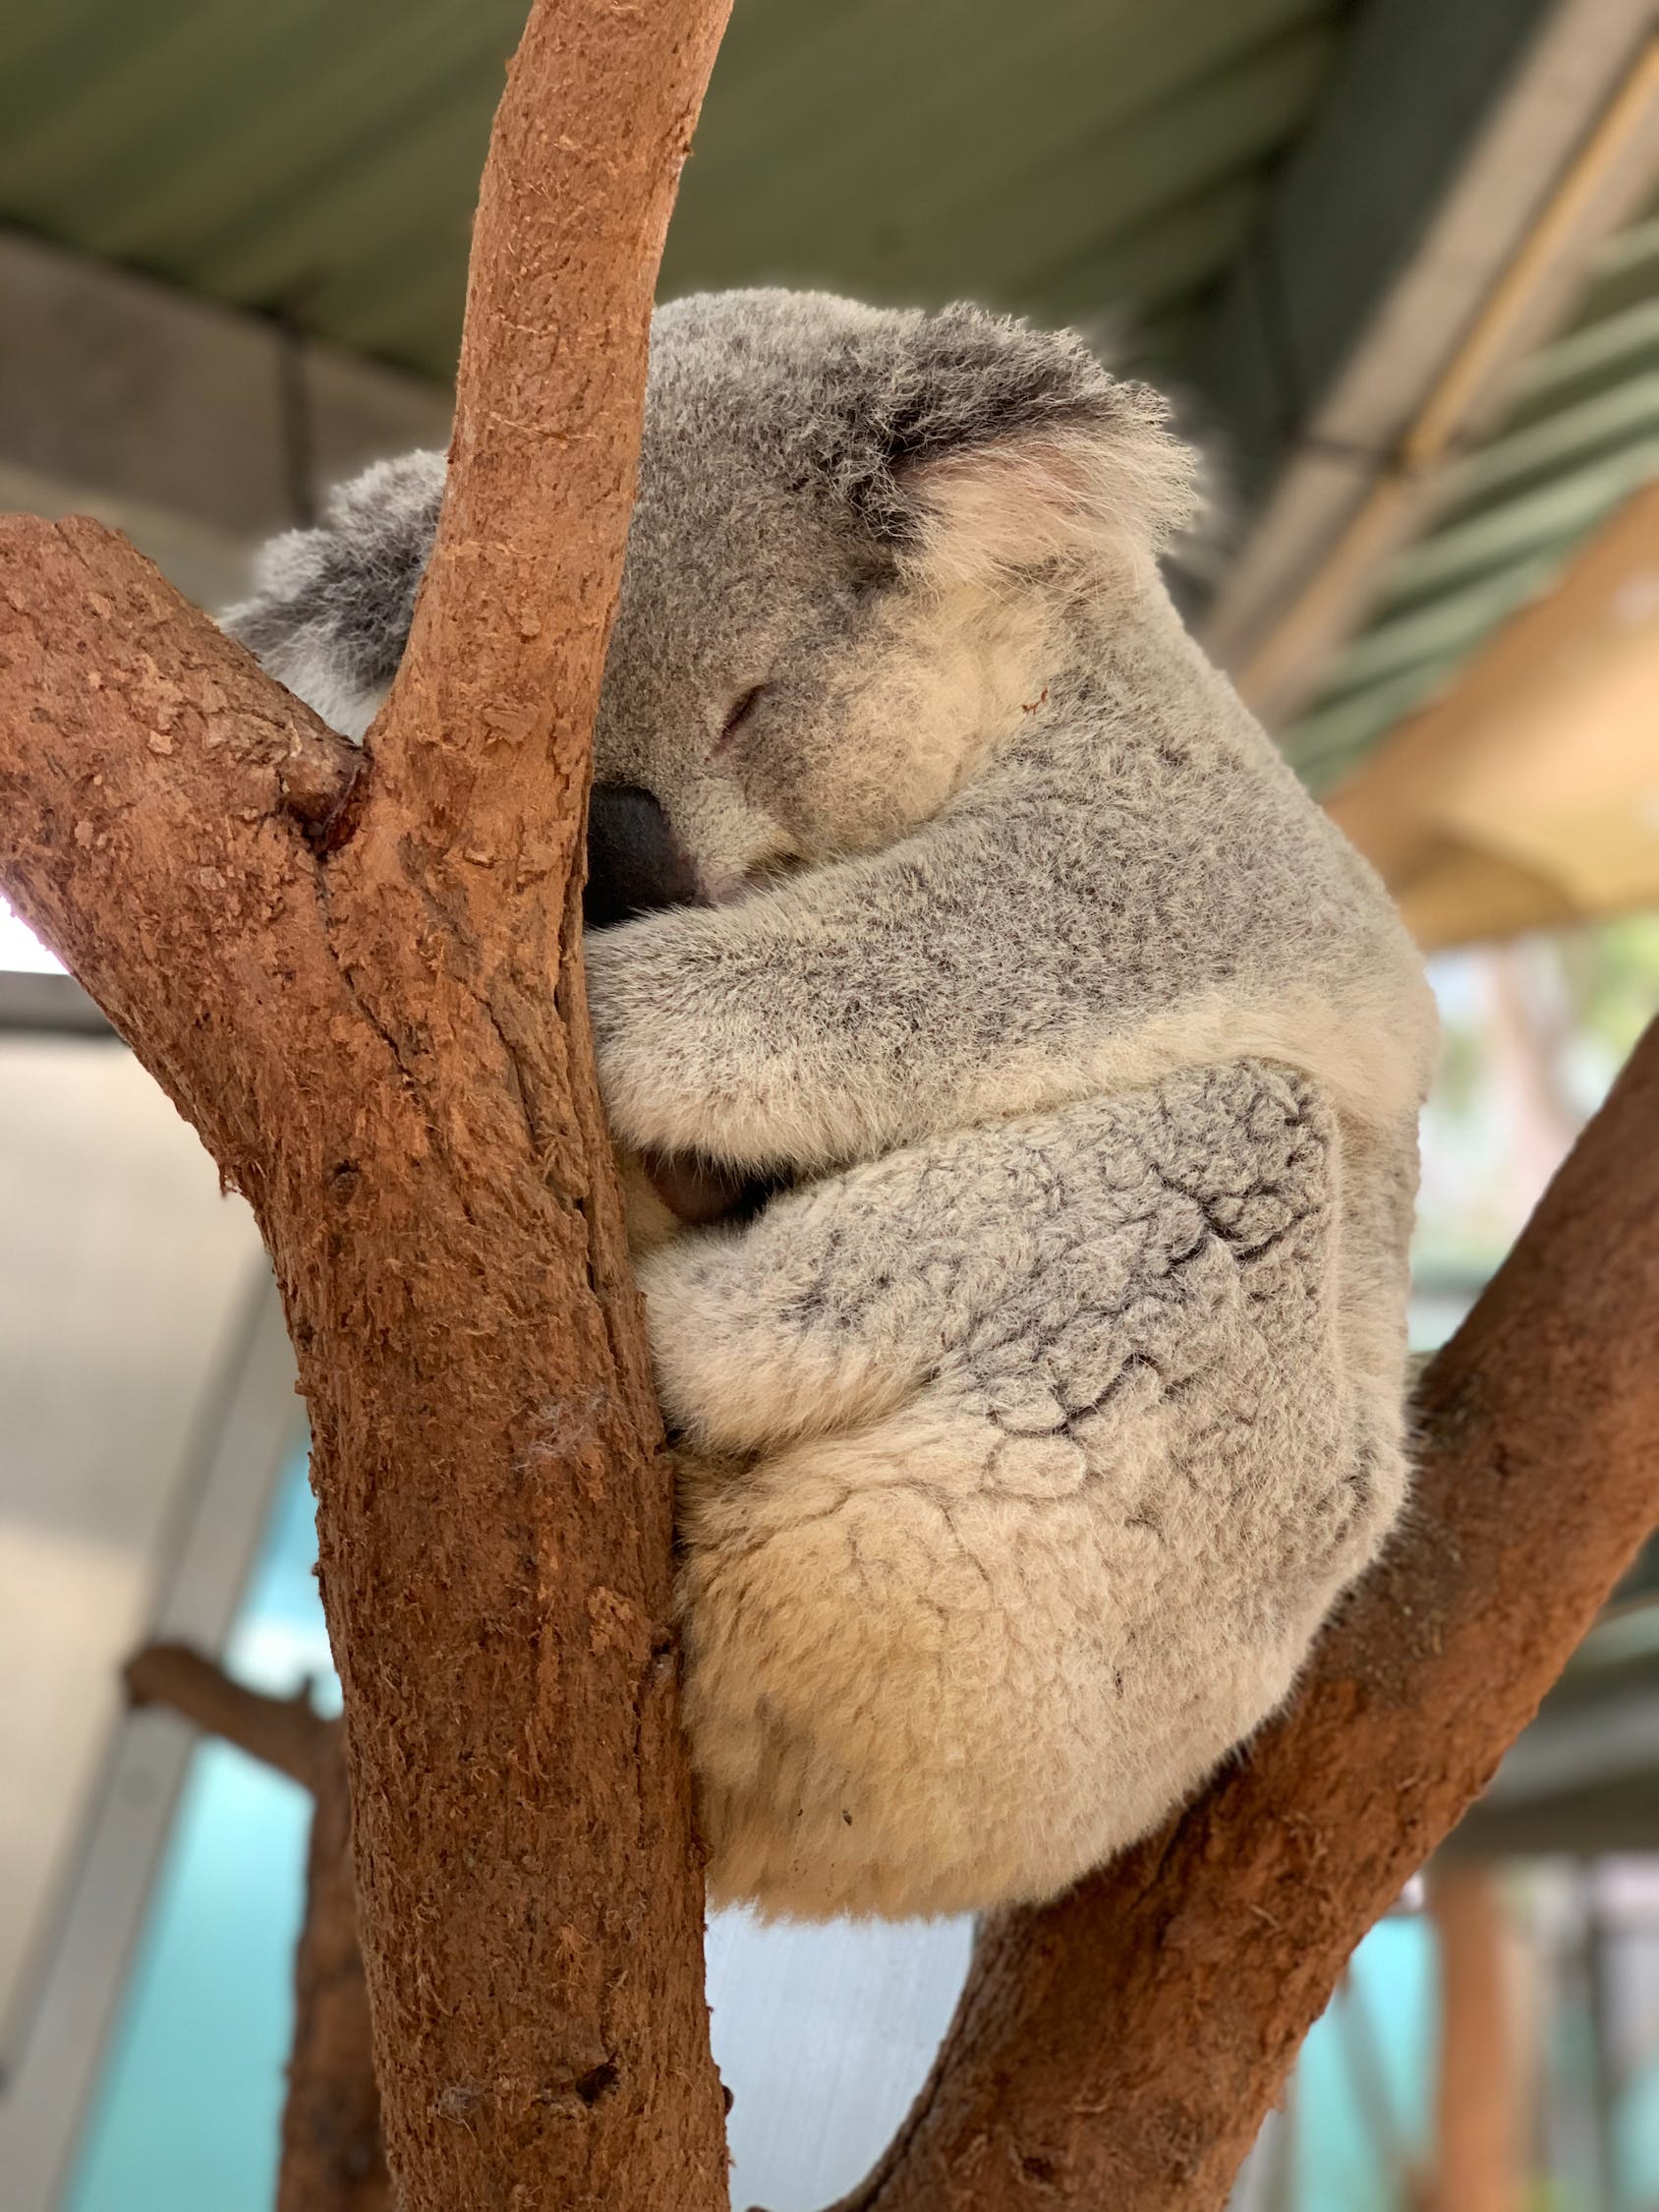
1325,477 -> 1659,950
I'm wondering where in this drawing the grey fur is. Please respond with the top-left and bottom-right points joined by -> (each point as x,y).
226,290 -> 1436,1920
225,451 -> 443,741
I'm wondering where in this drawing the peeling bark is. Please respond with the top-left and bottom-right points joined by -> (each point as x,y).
825,1021 -> 1659,2212
0,3 -> 731,2205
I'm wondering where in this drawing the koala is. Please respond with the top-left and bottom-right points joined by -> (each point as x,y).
226,290 -> 1437,1922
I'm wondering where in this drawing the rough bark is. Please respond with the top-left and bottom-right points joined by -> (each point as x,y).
124,1646 -> 385,2211
6,3 -> 1653,2201
825,1019 -> 1659,2212
0,3 -> 731,2206
1424,1865 -> 1521,2212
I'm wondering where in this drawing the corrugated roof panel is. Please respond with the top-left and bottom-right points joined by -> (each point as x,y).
0,0 -> 1351,383
1505,299 -> 1659,419
994,29 -> 1343,306
661,0 -> 1341,295
1440,378 -> 1659,513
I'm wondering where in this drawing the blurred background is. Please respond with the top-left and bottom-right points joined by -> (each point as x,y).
0,1 -> 1656,2206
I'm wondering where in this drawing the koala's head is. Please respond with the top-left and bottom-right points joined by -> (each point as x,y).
226,290 -> 1195,906
601,291 -> 1195,900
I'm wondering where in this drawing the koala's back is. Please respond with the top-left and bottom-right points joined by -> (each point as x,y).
656,1058 -> 1401,1919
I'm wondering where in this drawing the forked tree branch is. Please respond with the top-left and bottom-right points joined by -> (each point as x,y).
0,3 -> 731,2206
822,1019 -> 1659,2212
6,1 -> 1652,2202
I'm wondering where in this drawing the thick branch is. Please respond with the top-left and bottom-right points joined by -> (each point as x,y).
377,0 -> 720,843
0,4 -> 732,2207
829,1020 -> 1659,2212
124,1641 -> 330,1790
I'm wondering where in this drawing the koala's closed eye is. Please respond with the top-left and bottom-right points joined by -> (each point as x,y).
715,684 -> 767,754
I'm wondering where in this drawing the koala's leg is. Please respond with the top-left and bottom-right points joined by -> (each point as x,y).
660,1064 -> 1409,1920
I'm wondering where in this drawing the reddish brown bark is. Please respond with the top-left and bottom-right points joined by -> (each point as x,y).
5,2 -> 1654,2200
1424,1865 -> 1522,2212
826,1019 -> 1659,2212
0,3 -> 731,2206
124,1646 -> 385,2211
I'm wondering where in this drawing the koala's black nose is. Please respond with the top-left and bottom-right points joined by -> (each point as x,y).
584,784 -> 700,930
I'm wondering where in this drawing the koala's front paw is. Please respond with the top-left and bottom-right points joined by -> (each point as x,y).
586,895 -> 867,1171
585,923 -> 726,1158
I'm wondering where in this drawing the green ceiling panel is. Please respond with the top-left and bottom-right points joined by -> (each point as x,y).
0,0 -> 1350,384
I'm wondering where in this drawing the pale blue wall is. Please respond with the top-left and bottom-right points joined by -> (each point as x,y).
64,1457 -> 326,2212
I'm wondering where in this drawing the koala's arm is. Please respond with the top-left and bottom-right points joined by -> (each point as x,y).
586,749 -> 1430,1176
586,868 -> 935,1174
637,1129 -> 1038,1453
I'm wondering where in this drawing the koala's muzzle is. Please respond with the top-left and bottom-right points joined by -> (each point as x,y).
584,784 -> 699,930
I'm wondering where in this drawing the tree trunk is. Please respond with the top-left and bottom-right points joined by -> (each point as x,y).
0,3 -> 731,2205
7,6 -> 1657,2202
825,1019 -> 1659,2212
1425,1865 -> 1521,2212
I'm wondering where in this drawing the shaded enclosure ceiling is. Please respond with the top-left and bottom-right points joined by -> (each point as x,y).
0,0 -> 1347,383
2,0 -> 1652,813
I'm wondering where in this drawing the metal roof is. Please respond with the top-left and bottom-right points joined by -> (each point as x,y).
0,0 -> 1350,385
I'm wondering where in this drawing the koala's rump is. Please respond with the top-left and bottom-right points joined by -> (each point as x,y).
672,1063 -> 1406,1920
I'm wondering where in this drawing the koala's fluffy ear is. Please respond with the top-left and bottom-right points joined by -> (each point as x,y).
221,450 -> 445,739
815,305 -> 1198,585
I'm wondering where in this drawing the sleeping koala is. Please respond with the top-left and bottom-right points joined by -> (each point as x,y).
227,290 -> 1437,1921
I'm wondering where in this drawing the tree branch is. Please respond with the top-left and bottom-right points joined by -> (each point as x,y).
0,4 -> 732,2206
124,1641 -> 331,1790
826,1019 -> 1659,2212
278,1733 -> 391,2212
122,1645 -> 384,2207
